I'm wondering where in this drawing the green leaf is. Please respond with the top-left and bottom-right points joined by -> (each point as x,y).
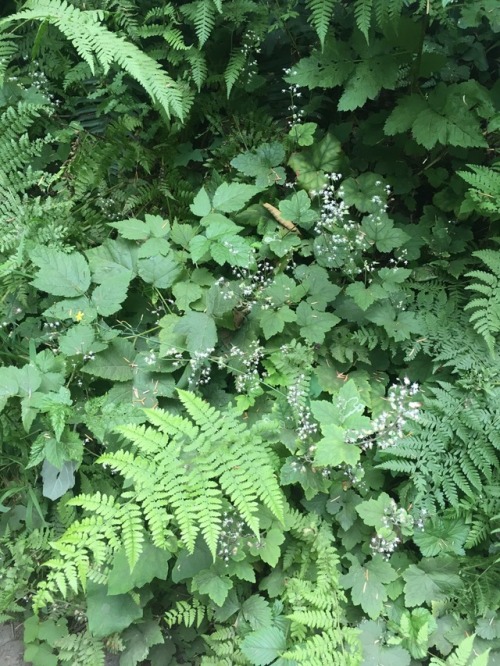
288,132 -> 343,191
86,239 -> 138,283
58,324 -> 95,356
108,540 -> 170,595
338,55 -> 399,111
108,218 -> 151,240
296,302 -> 340,343
41,460 -> 77,501
252,527 -> 285,567
356,493 -> 394,530
341,555 -> 398,619
190,186 -> 212,217
259,305 -> 295,339
413,519 -> 469,556
361,213 -> 409,252
175,311 -> 217,353
403,564 -> 455,607
288,122 -> 317,146
194,570 -> 233,606
137,253 -> 181,288
202,213 -> 242,238
279,191 -> 317,229
359,619 -> 411,666
91,273 -> 131,315
212,182 -> 261,213
341,173 -> 387,213
314,424 -> 361,467
346,282 -> 382,310
30,248 -> 91,297
172,282 -> 203,312
82,338 -> 136,382
120,621 -> 164,666
210,235 -> 255,268
241,627 -> 286,666
86,582 -> 142,638
0,366 -> 19,409
241,595 -> 272,630
231,142 -> 286,187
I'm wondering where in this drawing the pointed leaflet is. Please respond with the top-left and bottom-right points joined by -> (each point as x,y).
91,273 -> 131,315
30,247 -> 90,297
82,338 -> 136,381
137,253 -> 181,288
194,570 -> 233,606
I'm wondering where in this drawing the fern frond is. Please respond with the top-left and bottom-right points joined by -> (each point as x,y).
181,0 -> 217,47
354,0 -> 373,42
305,0 -> 336,48
224,48 -> 246,97
465,250 -> 500,353
1,0 -> 186,119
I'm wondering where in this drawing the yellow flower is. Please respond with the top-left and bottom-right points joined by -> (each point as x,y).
74,310 -> 85,322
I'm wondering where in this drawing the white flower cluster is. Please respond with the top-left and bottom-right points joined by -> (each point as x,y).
283,68 -> 305,127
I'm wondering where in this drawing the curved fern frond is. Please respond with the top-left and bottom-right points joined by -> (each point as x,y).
1,0 -> 186,119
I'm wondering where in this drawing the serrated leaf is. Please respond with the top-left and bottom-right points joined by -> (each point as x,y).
86,582 -> 142,638
356,493 -> 394,530
341,556 -> 397,619
91,273 -> 131,315
241,626 -> 286,666
190,186 -> 212,217
194,570 -> 233,606
212,182 -> 260,213
58,324 -> 95,356
242,595 -> 272,630
175,311 -> 217,353
361,213 -> 409,252
172,282 -> 202,311
259,305 -> 295,339
82,338 -> 136,381
108,218 -> 151,240
413,519 -> 469,556
288,132 -> 343,191
279,191 -> 317,229
137,253 -> 181,288
296,302 -> 339,343
30,248 -> 90,297
359,620 -> 411,666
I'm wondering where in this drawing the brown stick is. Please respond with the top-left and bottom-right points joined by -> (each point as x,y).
263,203 -> 300,235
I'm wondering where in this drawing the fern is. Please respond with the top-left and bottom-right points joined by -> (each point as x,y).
224,47 -> 247,97
465,249 -> 500,353
429,634 -> 489,666
1,0 -> 187,119
354,0 -> 373,42
306,0 -> 336,48
282,522 -> 361,665
165,598 -> 210,628
458,163 -> 500,217
34,391 -> 285,607
181,0 -> 217,47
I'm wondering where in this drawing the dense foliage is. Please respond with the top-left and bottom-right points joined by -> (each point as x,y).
0,0 -> 499,664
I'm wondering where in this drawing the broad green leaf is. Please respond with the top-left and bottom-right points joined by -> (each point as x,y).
91,273 -> 131,316
288,122 -> 317,146
58,324 -> 95,356
341,555 -> 398,619
413,519 -> 469,556
82,338 -> 136,382
108,218 -> 151,240
43,296 -> 97,323
288,132 -> 343,191
0,367 -> 19,408
30,248 -> 90,297
338,55 -> 399,111
194,570 -> 233,606
231,142 -> 286,187
189,235 -> 211,263
359,619 -> 411,666
251,528 -> 285,567
202,213 -> 242,238
86,239 -> 138,283
341,173 -> 388,213
314,424 -> 361,467
172,538 -> 213,583
210,235 -> 255,267
212,182 -> 260,213
241,627 -> 286,666
172,282 -> 203,311
403,564 -> 453,607
119,621 -> 164,666
108,540 -> 170,595
356,493 -> 394,531
346,282 -> 383,310
279,191 -> 317,229
16,364 -> 42,397
41,460 -> 77,500
190,186 -> 212,217
137,253 -> 181,288
242,595 -> 272,630
175,311 -> 217,353
259,305 -> 295,339
86,582 -> 142,638
296,302 -> 339,343
361,213 -> 409,252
